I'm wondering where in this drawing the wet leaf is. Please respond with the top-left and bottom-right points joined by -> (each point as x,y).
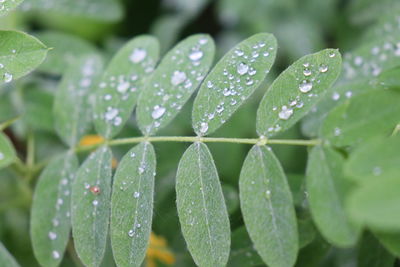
110,142 -> 156,267
192,33 -> 277,136
239,145 -> 298,267
176,142 -> 230,266
71,146 -> 112,267
136,34 -> 215,136
94,36 -> 159,138
31,152 -> 78,267
256,49 -> 341,137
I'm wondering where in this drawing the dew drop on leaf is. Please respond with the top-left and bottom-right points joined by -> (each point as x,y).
171,70 -> 187,85
278,106 -> 293,120
189,50 -> 203,61
151,105 -> 166,119
299,81 -> 313,93
3,72 -> 13,83
237,62 -> 249,75
129,48 -> 147,63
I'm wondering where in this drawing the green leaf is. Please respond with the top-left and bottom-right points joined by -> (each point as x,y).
192,33 -> 277,136
0,132 -> 15,169
137,34 -> 215,136
0,0 -> 23,17
0,242 -> 20,267
31,152 -> 79,267
239,145 -> 298,267
53,55 -> 103,147
34,31 -> 97,75
321,89 -> 400,147
94,36 -> 160,138
227,226 -> 264,267
347,176 -> 400,231
71,146 -> 112,267
21,0 -> 123,22
306,145 -> 360,247
0,30 -> 48,85
357,232 -> 395,267
256,49 -> 342,137
375,231 -> 400,257
110,142 -> 156,267
176,142 -> 230,266
345,136 -> 400,183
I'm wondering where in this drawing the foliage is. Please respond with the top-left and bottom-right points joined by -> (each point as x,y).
1,0 -> 400,267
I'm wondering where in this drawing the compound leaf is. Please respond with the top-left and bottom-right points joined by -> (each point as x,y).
94,36 -> 159,138
31,152 -> 78,267
53,55 -> 103,147
0,30 -> 48,85
111,142 -> 156,267
192,33 -> 277,136
176,142 -> 230,266
306,145 -> 360,247
239,145 -> 298,267
256,49 -> 341,137
136,34 -> 215,136
71,146 -> 112,267
0,132 -> 16,169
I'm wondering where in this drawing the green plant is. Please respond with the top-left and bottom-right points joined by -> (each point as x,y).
1,0 -> 400,267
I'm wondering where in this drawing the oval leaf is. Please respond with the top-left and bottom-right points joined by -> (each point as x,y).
374,231 -> 400,257
110,142 -> 156,266
0,242 -> 20,267
71,146 -> 112,267
345,136 -> 400,183
306,145 -> 360,247
321,89 -> 400,147
53,55 -> 103,147
0,132 -> 16,169
347,176 -> 400,231
176,142 -> 230,266
239,145 -> 298,267
0,0 -> 23,17
94,36 -> 160,138
35,31 -> 97,75
136,34 -> 215,136
31,152 -> 79,267
192,33 -> 277,136
256,49 -> 342,137
0,30 -> 48,85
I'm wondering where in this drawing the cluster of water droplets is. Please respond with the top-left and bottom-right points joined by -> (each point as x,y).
143,37 -> 210,133
0,0 -> 15,13
343,39 -> 400,81
196,41 -> 274,135
0,48 -> 17,83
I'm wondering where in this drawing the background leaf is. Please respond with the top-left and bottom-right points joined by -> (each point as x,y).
256,49 -> 342,137
0,242 -> 20,267
239,145 -> 298,267
94,36 -> 159,138
192,33 -> 277,136
176,142 -> 230,266
306,145 -> 360,247
110,142 -> 156,267
71,146 -> 112,267
0,0 -> 23,17
321,89 -> 400,147
345,136 -> 400,183
375,231 -> 400,257
357,232 -> 395,267
0,132 -> 16,169
34,31 -> 98,75
53,55 -> 103,147
0,30 -> 48,85
136,34 -> 215,136
347,176 -> 400,231
30,151 -> 78,267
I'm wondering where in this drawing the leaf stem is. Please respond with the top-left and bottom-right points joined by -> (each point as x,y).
75,136 -> 321,153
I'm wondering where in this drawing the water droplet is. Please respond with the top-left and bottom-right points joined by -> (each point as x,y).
354,56 -> 363,66
199,122 -> 208,134
345,91 -> 352,98
92,200 -> 99,206
189,50 -> 203,61
4,72 -> 12,83
303,69 -> 312,76
104,94 -> 112,100
299,81 -> 313,93
237,62 -> 249,75
151,105 -> 166,119
48,231 -> 57,240
52,219 -> 59,227
52,250 -> 60,259
130,48 -> 147,63
319,64 -> 328,73
328,51 -> 336,58
265,190 -> 271,197
138,166 -> 145,174
278,106 -> 293,120
105,107 -> 119,121
334,127 -> 341,136
207,81 -> 213,88
128,229 -> 135,237
263,51 -> 270,57
133,191 -> 140,198
235,49 -> 244,56
171,71 -> 187,85
332,92 -> 340,101
130,152 -> 136,158
117,81 -> 130,93
0,153 -> 3,160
